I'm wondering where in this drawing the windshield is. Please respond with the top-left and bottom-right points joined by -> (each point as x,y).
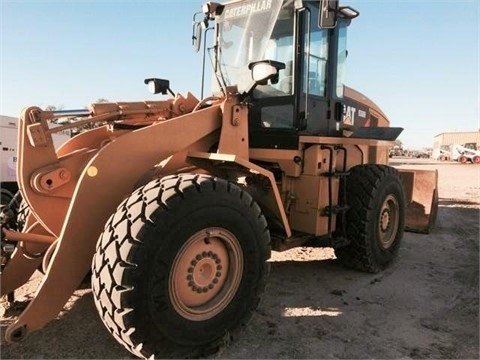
214,0 -> 295,95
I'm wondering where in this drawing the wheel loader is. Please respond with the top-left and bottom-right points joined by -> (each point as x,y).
0,0 -> 438,358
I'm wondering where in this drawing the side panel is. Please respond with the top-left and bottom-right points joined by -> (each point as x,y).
289,145 -> 338,236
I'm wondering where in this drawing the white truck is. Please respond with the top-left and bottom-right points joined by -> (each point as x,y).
1,115 -> 71,206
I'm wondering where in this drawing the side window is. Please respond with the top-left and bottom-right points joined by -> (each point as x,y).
303,6 -> 328,97
336,21 -> 348,98
261,104 -> 294,128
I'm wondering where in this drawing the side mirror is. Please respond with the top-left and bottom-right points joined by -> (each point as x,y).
192,21 -> 203,53
249,60 -> 286,85
242,60 -> 286,98
144,78 -> 174,96
319,0 -> 338,29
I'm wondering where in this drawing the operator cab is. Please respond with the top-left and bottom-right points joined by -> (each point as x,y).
195,0 -> 358,149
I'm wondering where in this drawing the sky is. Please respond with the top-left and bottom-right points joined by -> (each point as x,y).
1,0 -> 479,150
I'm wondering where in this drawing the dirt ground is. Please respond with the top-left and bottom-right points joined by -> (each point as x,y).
1,158 -> 479,359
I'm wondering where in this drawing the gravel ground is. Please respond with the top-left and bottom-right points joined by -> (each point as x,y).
1,158 -> 479,359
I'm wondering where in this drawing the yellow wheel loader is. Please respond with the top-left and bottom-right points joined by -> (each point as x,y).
0,0 -> 438,358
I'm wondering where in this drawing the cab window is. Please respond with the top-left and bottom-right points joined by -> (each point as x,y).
303,5 -> 328,97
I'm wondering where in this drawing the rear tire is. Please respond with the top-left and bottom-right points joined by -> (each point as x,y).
91,174 -> 271,358
335,165 -> 406,273
472,156 -> 480,164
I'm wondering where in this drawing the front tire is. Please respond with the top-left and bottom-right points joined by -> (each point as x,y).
92,174 -> 270,358
335,164 -> 406,273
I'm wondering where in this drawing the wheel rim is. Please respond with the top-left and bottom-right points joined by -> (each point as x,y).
378,194 -> 400,249
169,227 -> 243,321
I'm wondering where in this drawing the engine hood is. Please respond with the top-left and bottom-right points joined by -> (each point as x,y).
344,86 -> 390,127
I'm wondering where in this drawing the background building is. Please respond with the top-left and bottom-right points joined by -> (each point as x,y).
433,131 -> 480,150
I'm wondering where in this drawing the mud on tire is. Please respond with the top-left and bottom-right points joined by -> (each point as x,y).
91,174 -> 271,358
335,164 -> 406,273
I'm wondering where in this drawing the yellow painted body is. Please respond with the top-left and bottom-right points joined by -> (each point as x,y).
1,87 -> 437,342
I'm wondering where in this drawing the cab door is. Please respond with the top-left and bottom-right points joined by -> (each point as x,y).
248,3 -> 299,150
297,3 -> 333,137
248,2 -> 337,148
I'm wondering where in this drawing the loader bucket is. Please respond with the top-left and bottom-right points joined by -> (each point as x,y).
397,169 -> 438,234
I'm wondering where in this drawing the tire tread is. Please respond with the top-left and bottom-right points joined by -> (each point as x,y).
335,164 -> 405,273
92,174 -> 270,358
